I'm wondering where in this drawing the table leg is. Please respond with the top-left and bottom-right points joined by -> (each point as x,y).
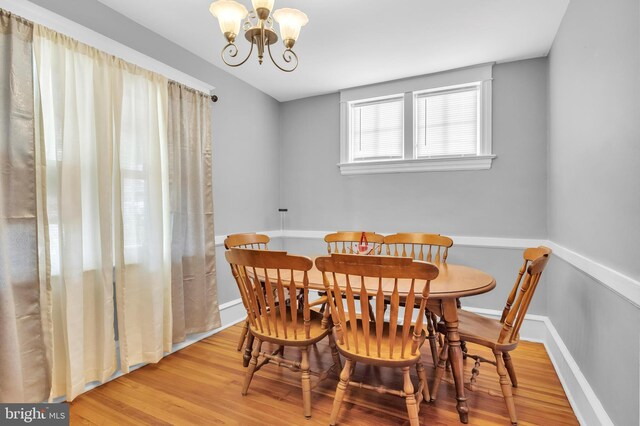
442,299 -> 469,423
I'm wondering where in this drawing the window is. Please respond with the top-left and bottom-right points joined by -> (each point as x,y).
415,85 -> 479,157
350,96 -> 404,161
339,64 -> 494,175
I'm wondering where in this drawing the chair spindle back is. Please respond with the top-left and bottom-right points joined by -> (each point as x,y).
324,231 -> 385,255
316,254 -> 439,360
226,248 -> 313,341
498,247 -> 552,343
224,233 -> 270,250
384,233 -> 453,263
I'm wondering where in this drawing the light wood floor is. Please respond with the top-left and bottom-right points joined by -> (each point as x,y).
69,323 -> 578,425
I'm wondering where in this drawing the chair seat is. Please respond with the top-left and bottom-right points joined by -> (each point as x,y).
249,308 -> 331,346
336,319 -> 426,367
437,309 -> 519,351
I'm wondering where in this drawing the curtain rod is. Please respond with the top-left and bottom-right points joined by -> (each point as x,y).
168,79 -> 217,102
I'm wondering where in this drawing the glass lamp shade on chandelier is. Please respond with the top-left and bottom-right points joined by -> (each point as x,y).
209,0 -> 308,72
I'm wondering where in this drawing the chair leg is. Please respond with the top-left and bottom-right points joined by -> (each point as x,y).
242,338 -> 261,395
431,339 -> 449,401
300,346 -> 312,419
426,314 -> 439,366
495,351 -> 518,425
503,352 -> 518,388
415,362 -> 431,402
237,318 -> 249,351
242,333 -> 255,367
328,332 -> 342,372
330,359 -> 352,426
403,366 -> 419,426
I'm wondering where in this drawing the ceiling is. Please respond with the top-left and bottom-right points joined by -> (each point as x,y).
96,0 -> 569,102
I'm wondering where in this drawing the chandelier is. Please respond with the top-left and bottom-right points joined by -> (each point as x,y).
209,0 -> 309,72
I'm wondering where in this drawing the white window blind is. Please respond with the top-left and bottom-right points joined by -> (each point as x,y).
350,97 -> 403,161
416,86 -> 479,157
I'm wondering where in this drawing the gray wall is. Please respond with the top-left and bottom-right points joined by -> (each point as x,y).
547,0 -> 640,424
548,0 -> 640,280
29,0 -> 282,304
279,58 -> 549,238
278,58 -> 550,315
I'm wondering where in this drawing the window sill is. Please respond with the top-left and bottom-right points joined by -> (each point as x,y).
337,155 -> 496,176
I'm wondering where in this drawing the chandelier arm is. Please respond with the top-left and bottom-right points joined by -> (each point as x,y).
221,40 -> 255,67
267,42 -> 298,73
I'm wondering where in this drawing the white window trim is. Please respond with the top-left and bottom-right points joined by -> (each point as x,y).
339,63 -> 495,175
338,155 -> 496,175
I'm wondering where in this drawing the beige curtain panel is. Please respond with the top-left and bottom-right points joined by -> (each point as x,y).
0,10 -> 51,403
168,82 -> 220,343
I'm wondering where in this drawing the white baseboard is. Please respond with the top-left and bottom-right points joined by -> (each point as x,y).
467,307 -> 613,426
541,318 -> 613,426
166,299 -> 247,354
218,298 -> 247,330
170,299 -> 246,353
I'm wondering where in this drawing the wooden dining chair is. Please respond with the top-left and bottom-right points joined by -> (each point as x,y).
325,231 -> 385,255
384,233 -> 452,263
225,248 -> 341,419
224,233 -> 270,251
316,254 -> 439,426
324,231 -> 385,320
384,233 -> 454,366
431,246 -> 552,425
224,233 -> 271,366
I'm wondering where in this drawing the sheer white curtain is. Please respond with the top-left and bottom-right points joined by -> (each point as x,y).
34,26 -> 118,400
34,25 -> 171,399
114,64 -> 172,372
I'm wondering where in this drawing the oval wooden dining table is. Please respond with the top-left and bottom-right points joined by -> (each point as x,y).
253,258 -> 496,424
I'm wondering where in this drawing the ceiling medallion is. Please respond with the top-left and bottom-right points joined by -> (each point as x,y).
209,0 -> 308,72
